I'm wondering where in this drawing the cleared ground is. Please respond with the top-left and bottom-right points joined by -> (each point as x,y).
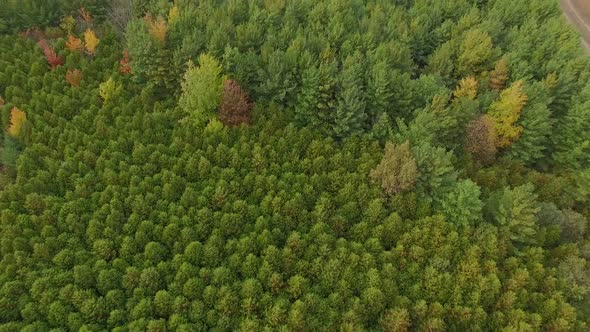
560,0 -> 590,49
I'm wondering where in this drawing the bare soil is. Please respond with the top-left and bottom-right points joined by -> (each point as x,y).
560,0 -> 590,49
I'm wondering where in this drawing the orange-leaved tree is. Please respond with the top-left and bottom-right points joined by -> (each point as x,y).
65,34 -> 83,52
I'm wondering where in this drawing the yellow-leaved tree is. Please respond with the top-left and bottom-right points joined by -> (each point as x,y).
84,28 -> 100,55
453,76 -> 478,100
99,77 -> 122,102
487,80 -> 528,148
60,15 -> 76,33
146,15 -> 168,46
168,6 -> 179,23
7,107 -> 26,138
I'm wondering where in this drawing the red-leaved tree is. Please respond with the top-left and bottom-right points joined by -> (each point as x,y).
37,39 -> 63,69
218,79 -> 253,126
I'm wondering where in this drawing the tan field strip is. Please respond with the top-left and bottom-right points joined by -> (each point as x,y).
560,0 -> 590,49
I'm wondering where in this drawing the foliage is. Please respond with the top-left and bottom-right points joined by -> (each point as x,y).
65,34 -> 83,52
179,54 -> 225,125
125,17 -> 176,95
65,69 -> 83,87
59,15 -> 76,34
0,0 -> 589,330
84,28 -> 100,55
218,79 -> 253,126
454,76 -> 478,100
487,80 -> 528,148
440,179 -> 483,226
487,184 -> 540,246
145,15 -> 167,46
99,77 -> 121,102
37,39 -> 63,69
7,106 -> 26,138
335,51 -> 367,138
370,141 -> 419,195
456,29 -> 494,77
119,50 -> 132,74
465,115 -> 497,165
490,56 -> 510,91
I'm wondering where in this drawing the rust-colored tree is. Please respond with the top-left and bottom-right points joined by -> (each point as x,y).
7,107 -> 26,138
465,115 -> 497,165
37,39 -> 63,69
119,50 -> 132,75
218,79 -> 253,126
65,69 -> 83,87
65,34 -> 83,52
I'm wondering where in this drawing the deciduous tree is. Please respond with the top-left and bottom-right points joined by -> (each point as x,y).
119,50 -> 132,74
145,15 -> 167,46
37,39 -> 63,69
179,54 -> 225,125
65,34 -> 83,52
218,79 -> 253,126
487,80 -> 527,148
99,77 -> 121,102
84,28 -> 100,56
454,77 -> 478,100
465,115 -> 497,165
370,141 -> 419,195
490,56 -> 509,91
7,106 -> 26,138
65,69 -> 82,87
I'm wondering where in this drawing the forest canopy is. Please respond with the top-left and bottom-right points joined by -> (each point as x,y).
1,0 -> 590,331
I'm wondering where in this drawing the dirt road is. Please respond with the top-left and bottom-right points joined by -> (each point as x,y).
560,0 -> 590,49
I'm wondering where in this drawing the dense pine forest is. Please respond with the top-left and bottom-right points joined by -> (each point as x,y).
1,0 -> 590,330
